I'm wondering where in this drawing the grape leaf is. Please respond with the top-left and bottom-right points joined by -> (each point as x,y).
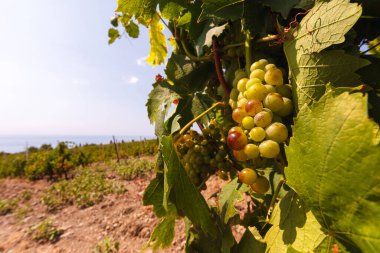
232,228 -> 266,253
143,175 -> 167,217
108,28 -> 120,44
286,90 -> 380,252
285,49 -> 370,108
264,191 -> 326,253
116,0 -> 157,24
195,21 -> 228,57
161,136 -> 217,236
198,0 -> 244,22
314,236 -> 350,253
124,20 -> 139,38
159,0 -> 186,20
146,217 -> 175,250
259,0 -> 300,19
146,12 -> 167,66
146,81 -> 183,124
242,1 -> 269,36
219,178 -> 249,223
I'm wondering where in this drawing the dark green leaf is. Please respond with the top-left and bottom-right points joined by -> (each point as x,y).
198,0 -> 244,22
147,217 -> 175,250
259,0 -> 300,19
286,90 -> 380,251
161,136 -> 217,236
232,228 -> 266,253
195,21 -> 228,57
143,175 -> 166,217
125,20 -> 139,38
159,0 -> 186,20
108,28 -> 120,44
242,1 -> 269,36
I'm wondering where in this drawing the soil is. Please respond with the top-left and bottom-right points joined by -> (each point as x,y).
0,161 -> 240,253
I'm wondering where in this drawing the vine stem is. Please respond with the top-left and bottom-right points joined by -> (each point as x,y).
212,38 -> 231,97
179,102 -> 226,136
244,31 -> 252,74
266,177 -> 285,221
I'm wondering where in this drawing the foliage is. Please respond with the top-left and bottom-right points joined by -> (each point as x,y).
109,0 -> 380,252
111,157 -> 155,180
95,236 -> 120,253
0,198 -> 19,215
28,218 -> 63,243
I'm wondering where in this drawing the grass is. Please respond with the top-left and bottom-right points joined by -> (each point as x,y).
42,168 -> 126,211
111,157 -> 155,180
28,218 -> 63,243
95,236 -> 120,253
0,198 -> 19,215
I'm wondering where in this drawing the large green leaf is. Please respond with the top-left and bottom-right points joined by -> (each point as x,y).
116,0 -> 157,24
218,178 -> 249,223
232,228 -> 266,253
286,90 -> 380,251
159,0 -> 186,20
146,12 -> 167,66
198,0 -> 244,22
161,136 -> 217,236
146,217 -> 176,250
264,191 -> 326,253
259,0 -> 300,19
143,175 -> 166,217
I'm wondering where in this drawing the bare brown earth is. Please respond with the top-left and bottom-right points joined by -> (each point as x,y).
0,162 -> 241,253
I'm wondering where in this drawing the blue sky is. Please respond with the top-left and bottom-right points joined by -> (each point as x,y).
0,0 -> 166,136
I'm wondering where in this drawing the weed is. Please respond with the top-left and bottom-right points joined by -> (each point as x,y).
95,236 -> 120,253
28,219 -> 63,243
0,198 -> 18,215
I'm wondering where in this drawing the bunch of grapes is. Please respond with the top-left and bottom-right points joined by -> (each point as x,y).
227,59 -> 294,191
175,121 -> 233,188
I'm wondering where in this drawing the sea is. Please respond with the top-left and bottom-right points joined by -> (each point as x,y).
0,135 -> 155,154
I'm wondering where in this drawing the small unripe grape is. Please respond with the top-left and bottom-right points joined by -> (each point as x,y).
245,99 -> 263,116
238,92 -> 245,100
237,98 -> 248,108
250,62 -> 264,71
265,122 -> 288,143
232,107 -> 247,123
233,150 -> 248,162
246,78 -> 262,89
277,97 -> 293,117
244,144 -> 260,159
254,111 -> 273,128
229,99 -> 238,110
276,84 -> 292,99
251,176 -> 270,194
233,78 -> 239,88
259,140 -> 280,158
245,83 -> 268,101
265,63 -> 276,71
217,170 -> 229,180
227,131 -> 248,150
250,69 -> 265,81
228,126 -> 244,135
265,85 -> 276,94
235,70 -> 248,81
242,116 -> 255,129
237,78 -> 249,92
238,168 -> 258,185
264,68 -> 284,85
258,59 -> 269,66
249,127 -> 266,142
263,93 -> 284,112
230,88 -> 239,100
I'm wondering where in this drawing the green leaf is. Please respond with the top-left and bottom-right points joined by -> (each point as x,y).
146,217 -> 175,250
259,0 -> 300,19
233,228 -> 266,253
159,0 -> 186,20
146,12 -> 167,66
116,0 -> 157,25
146,81 -> 183,124
198,0 -> 244,22
108,28 -> 120,44
143,176 -> 166,217
285,49 -> 370,108
314,236 -> 349,253
161,136 -> 217,236
124,20 -> 139,38
221,227 -> 236,253
264,191 -> 326,253
218,178 -> 249,223
195,21 -> 228,57
242,1 -> 269,36
286,90 -> 380,252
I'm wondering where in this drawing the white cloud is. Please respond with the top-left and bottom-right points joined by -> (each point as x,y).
124,76 -> 139,84
136,56 -> 147,66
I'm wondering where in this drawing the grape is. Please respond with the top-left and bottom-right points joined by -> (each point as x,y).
264,85 -> 276,94
245,78 -> 262,90
265,122 -> 288,143
263,93 -> 284,112
251,176 -> 270,194
226,48 -> 236,57
277,97 -> 293,117
237,98 -> 248,108
245,83 -> 268,101
230,88 -> 239,100
259,140 -> 280,158
244,144 -> 260,159
238,92 -> 245,100
254,111 -> 273,128
228,126 -> 244,135
238,168 -> 258,185
258,59 -> 269,66
276,84 -> 292,99
250,62 -> 264,71
233,78 -> 239,88
227,131 -> 247,150
241,116 -> 255,129
245,99 -> 263,116
217,169 -> 229,180
233,150 -> 248,162
237,78 -> 249,92
249,127 -> 266,142
250,69 -> 265,81
264,68 -> 284,85
235,69 -> 247,79
232,107 -> 247,123
229,99 -> 238,110
265,63 -> 276,71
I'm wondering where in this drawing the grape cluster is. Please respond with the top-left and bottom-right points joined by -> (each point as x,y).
175,121 -> 233,188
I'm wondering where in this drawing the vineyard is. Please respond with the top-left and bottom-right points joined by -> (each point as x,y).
108,0 -> 380,252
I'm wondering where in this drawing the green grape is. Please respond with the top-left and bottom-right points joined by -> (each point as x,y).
272,114 -> 283,123
250,61 -> 264,71
275,84 -> 292,98
254,111 -> 273,128
264,85 -> 276,94
244,144 -> 260,159
230,88 -> 239,100
264,68 -> 283,85
258,59 -> 269,66
265,63 -> 276,71
237,78 -> 249,92
259,140 -> 280,158
238,168 -> 258,185
235,70 -> 248,81
232,107 -> 247,123
265,122 -> 288,143
237,98 -> 248,108
250,69 -> 265,81
237,91 -> 245,100
245,83 -> 268,101
227,131 -> 248,150
245,99 -> 263,116
263,93 -> 284,112
245,78 -> 262,90
277,97 -> 293,117
241,116 -> 255,129
229,99 -> 238,110
251,176 -> 270,194
233,149 -> 248,162
233,78 -> 239,88
249,127 -> 266,142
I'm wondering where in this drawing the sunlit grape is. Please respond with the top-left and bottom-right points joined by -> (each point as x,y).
242,116 -> 255,129
249,127 -> 266,142
250,69 -> 265,81
254,111 -> 273,128
244,144 -> 260,159
277,97 -> 293,117
259,140 -> 280,158
238,168 -> 258,185
245,83 -> 268,101
264,68 -> 283,85
265,122 -> 288,143
245,99 -> 263,116
263,93 -> 284,112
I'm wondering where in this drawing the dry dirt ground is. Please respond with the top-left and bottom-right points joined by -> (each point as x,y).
0,166 -> 239,253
